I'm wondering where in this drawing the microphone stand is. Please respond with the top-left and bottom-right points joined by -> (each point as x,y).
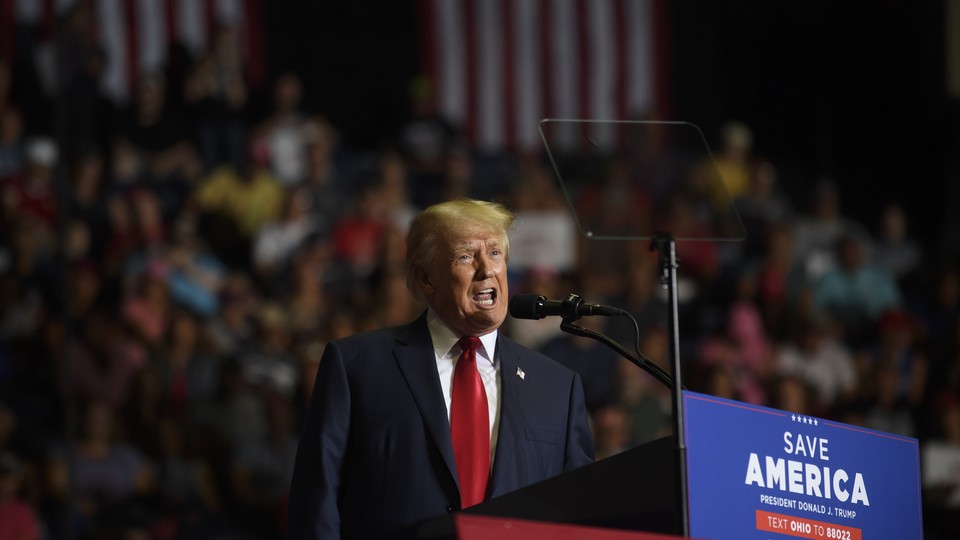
557,234 -> 690,536
558,320 -> 674,390
555,232 -> 689,536
650,231 -> 689,538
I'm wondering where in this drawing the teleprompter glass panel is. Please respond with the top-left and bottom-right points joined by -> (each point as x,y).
538,119 -> 746,242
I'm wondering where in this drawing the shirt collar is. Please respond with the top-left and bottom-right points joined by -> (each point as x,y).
426,309 -> 498,366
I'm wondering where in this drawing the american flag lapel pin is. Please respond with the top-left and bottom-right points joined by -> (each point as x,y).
516,366 -> 525,380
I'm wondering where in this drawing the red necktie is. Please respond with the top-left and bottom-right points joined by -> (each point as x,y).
450,336 -> 490,507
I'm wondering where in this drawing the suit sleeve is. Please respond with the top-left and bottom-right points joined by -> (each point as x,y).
563,372 -> 596,471
288,341 -> 350,540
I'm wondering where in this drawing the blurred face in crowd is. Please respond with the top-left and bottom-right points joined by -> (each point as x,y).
416,225 -> 509,337
838,237 -> 864,271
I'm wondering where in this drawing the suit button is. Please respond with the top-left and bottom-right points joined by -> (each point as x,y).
446,505 -> 458,513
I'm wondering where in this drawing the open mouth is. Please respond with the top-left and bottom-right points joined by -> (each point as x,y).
473,288 -> 497,307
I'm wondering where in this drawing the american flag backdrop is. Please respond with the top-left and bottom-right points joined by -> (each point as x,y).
418,0 -> 670,152
0,0 -> 266,104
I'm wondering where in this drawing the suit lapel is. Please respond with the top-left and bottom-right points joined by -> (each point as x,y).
488,337 -> 524,496
393,315 -> 459,488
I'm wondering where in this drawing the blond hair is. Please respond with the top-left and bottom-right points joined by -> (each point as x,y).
405,199 -> 514,299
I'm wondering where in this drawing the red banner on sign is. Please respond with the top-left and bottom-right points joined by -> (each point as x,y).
755,510 -> 862,540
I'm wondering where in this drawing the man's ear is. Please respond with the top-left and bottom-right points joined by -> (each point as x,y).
412,266 -> 434,297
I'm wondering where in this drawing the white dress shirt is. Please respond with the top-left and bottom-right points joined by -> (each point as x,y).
426,310 -> 502,465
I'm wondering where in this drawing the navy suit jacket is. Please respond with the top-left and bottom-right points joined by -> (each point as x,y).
287,313 -> 595,539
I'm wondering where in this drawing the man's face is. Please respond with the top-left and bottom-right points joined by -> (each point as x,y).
417,229 -> 509,337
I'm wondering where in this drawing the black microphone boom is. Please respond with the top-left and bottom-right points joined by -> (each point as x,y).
508,292 -> 677,391
509,293 -> 621,321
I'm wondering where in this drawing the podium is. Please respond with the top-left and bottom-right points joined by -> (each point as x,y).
450,514 -> 686,540
416,435 -> 680,539
415,391 -> 924,540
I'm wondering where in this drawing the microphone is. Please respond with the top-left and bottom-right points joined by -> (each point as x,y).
509,293 -> 622,320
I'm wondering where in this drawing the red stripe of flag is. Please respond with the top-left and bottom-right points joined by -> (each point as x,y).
0,0 -> 14,62
164,0 -> 177,46
40,0 -> 54,40
86,0 -> 100,45
538,0 -> 553,121
463,0 -> 478,146
652,0 -> 671,117
575,0 -> 590,150
417,0 -> 437,111
243,0 -> 266,88
614,0 -> 628,144
501,0 -> 515,150
204,0 -> 216,48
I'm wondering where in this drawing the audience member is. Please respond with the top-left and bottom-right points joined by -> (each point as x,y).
65,151 -> 110,256
301,117 -> 347,235
129,185 -> 167,250
606,254 -> 666,347
238,303 -> 299,399
1,137 -> 59,241
59,9 -> 112,159
258,73 -> 313,187
253,186 -> 318,283
922,394 -> 960,538
625,113 -> 687,204
64,311 -> 148,410
616,326 -> 673,446
791,179 -> 871,285
151,415 -> 225,538
734,159 -> 793,259
0,451 -> 41,540
855,309 -> 928,410
194,357 -> 268,453
184,25 -> 249,171
504,267 -> 568,350
774,313 -> 857,415
191,136 -> 284,266
769,374 -> 815,417
705,120 -> 755,206
872,202 -> 923,296
538,316 -> 621,414
592,405 -> 633,460
47,400 -> 155,539
114,72 -> 199,182
813,233 -> 902,340
120,259 -> 172,347
696,271 -> 773,404
0,403 -> 38,494
863,362 -> 917,437
280,240 -> 331,334
395,76 -> 460,208
230,391 -> 298,537
0,107 -> 24,180
748,222 -> 811,340
164,213 -> 226,317
155,309 -> 221,417
328,183 -> 390,287
206,272 -> 258,358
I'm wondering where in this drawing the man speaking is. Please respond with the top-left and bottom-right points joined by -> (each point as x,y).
287,198 -> 594,539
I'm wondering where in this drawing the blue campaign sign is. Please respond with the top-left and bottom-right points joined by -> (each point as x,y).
683,391 -> 923,540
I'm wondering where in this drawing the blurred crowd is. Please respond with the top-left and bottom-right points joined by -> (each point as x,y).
1,18 -> 959,540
